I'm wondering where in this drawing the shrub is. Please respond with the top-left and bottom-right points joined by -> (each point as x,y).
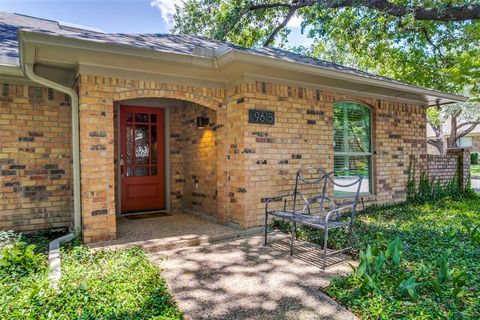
0,238 -> 45,279
471,152 -> 479,165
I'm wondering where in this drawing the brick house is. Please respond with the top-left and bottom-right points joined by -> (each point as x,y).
0,12 -> 468,243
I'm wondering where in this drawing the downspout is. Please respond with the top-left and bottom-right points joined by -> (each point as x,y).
24,64 -> 81,231
19,33 -> 81,232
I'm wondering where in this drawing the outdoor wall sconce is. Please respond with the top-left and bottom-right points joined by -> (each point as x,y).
196,116 -> 209,129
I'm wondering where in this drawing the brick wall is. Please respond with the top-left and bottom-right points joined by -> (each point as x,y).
78,75 -> 432,240
425,154 -> 459,184
225,82 -> 427,227
170,102 -> 218,217
0,84 -> 73,232
78,75 -> 227,242
408,149 -> 470,190
472,136 -> 480,154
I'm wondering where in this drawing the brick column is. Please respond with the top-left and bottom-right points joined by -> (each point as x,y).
447,148 -> 471,190
78,75 -> 116,243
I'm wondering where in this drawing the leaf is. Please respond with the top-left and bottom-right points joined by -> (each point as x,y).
375,251 -> 386,274
356,258 -> 367,278
398,276 -> 420,300
437,251 -> 451,282
365,245 -> 374,263
360,273 -> 378,293
386,237 -> 402,266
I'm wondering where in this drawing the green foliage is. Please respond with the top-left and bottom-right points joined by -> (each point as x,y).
273,195 -> 479,318
0,234 -> 182,320
471,152 -> 479,165
405,156 -> 464,203
0,239 -> 45,279
326,197 -> 480,319
171,1 -> 480,98
0,230 -> 19,247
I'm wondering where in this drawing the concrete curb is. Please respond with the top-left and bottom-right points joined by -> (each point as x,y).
48,233 -> 75,290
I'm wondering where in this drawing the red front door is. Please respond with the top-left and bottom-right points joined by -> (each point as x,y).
120,106 -> 165,213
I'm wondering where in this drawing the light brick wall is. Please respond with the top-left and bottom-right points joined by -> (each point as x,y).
3,76 -> 469,243
78,75 -> 433,240
1,76 -> 434,242
170,102 -> 218,216
0,84 -> 73,232
418,149 -> 470,188
226,82 -> 427,227
78,75 -> 227,242
373,100 -> 427,202
425,154 -> 459,184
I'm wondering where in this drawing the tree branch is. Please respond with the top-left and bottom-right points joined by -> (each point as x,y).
457,123 -> 480,139
421,27 -> 445,59
263,7 -> 297,46
248,1 -> 480,21
457,120 -> 480,130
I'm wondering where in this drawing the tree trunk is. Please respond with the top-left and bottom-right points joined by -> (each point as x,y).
447,110 -> 461,149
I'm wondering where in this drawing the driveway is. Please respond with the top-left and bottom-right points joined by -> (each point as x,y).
148,233 -> 358,320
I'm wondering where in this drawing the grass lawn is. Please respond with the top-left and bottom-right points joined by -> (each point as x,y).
0,233 -> 182,319
471,164 -> 480,177
274,195 -> 480,319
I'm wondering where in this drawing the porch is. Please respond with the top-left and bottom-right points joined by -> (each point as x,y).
89,212 -> 259,252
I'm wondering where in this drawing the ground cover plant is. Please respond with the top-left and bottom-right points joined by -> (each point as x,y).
0,231 -> 182,319
274,194 -> 480,318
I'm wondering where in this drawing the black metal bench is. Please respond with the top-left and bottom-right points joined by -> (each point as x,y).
264,168 -> 363,269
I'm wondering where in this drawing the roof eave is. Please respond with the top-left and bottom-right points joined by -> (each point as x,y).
19,29 -> 468,106
219,50 -> 468,106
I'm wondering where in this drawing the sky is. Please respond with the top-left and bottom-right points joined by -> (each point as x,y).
0,0 -> 311,46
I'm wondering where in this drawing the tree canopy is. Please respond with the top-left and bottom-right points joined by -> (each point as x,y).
172,1 -> 480,153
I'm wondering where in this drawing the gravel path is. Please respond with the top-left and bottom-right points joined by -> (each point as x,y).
148,233 -> 358,320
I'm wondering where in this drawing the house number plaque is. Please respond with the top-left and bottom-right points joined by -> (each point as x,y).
248,109 -> 275,125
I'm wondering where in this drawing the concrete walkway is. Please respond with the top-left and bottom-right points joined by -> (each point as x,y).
149,233 -> 358,320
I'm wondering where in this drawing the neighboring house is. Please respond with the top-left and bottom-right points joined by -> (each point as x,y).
0,12 -> 468,243
427,121 -> 480,155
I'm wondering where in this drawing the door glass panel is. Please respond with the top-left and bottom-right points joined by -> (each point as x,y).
126,124 -> 134,164
126,166 -> 134,177
134,166 -> 149,176
151,125 -> 157,164
135,113 -> 149,123
150,114 -> 157,123
126,113 -> 133,122
151,166 -> 157,176
135,124 -> 149,165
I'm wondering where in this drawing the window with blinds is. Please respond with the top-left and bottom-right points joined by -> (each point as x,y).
333,102 -> 372,196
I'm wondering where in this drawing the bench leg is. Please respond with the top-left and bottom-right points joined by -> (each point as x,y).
348,224 -> 354,250
323,228 -> 329,270
264,213 -> 268,246
290,220 -> 295,256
